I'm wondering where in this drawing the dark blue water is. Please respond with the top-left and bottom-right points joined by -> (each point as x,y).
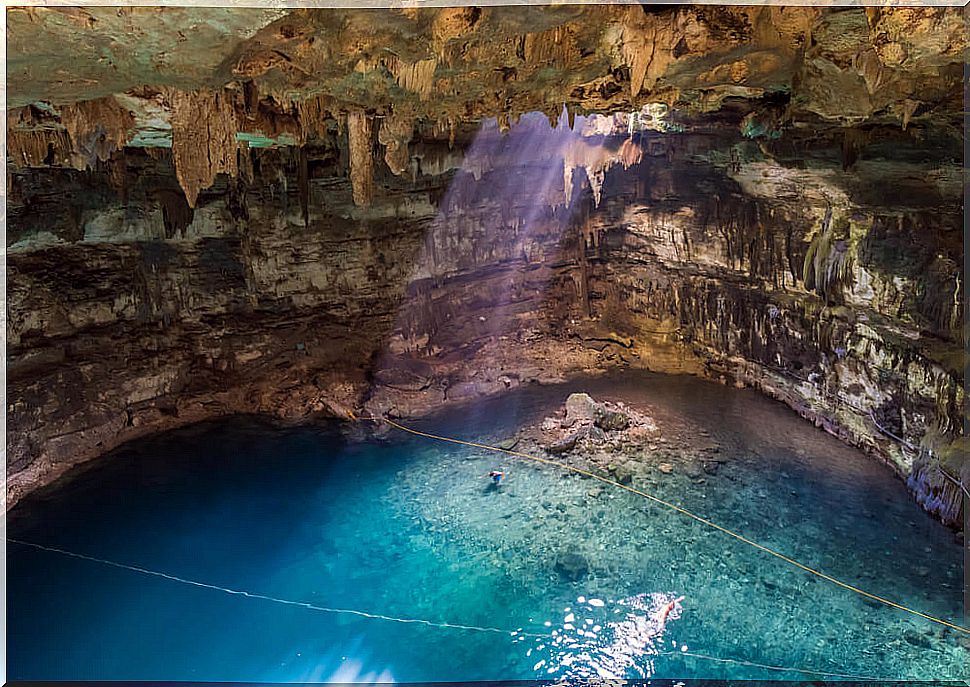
7,373 -> 967,682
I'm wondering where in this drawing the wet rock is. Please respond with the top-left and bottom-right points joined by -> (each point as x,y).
545,429 -> 585,454
565,393 -> 599,423
540,417 -> 559,432
609,463 -> 634,485
702,461 -> 720,475
554,551 -> 590,582
564,392 -> 630,431
497,437 -> 519,450
684,461 -> 704,479
373,366 -> 433,391
596,408 -> 630,431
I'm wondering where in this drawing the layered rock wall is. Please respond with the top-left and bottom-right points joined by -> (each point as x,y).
6,112 -> 964,524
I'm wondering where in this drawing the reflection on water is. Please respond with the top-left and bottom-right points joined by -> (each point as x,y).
530,593 -> 682,680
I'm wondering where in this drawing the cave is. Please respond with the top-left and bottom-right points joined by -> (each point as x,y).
5,5 -> 968,683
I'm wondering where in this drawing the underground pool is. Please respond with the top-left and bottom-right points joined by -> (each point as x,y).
7,373 -> 967,682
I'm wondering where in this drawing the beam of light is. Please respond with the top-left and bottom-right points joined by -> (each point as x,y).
367,107 -> 644,425
265,631 -> 398,685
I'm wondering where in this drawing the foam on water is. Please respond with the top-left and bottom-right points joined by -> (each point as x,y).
7,373 -> 967,682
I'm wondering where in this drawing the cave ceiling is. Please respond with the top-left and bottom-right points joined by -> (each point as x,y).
5,5 -> 967,206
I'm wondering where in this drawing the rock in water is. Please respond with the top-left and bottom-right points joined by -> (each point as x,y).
596,408 -> 630,431
565,393 -> 599,423
554,551 -> 590,581
564,392 -> 630,431
609,463 -> 634,485
545,428 -> 586,454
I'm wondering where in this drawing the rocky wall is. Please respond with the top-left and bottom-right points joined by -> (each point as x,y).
6,117 -> 964,526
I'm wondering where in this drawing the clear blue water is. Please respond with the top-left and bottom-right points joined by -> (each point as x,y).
7,373 -> 968,682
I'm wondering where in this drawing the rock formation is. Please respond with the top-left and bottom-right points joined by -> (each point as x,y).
5,6 -> 966,526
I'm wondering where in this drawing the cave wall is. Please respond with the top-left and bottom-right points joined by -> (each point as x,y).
6,110 -> 964,524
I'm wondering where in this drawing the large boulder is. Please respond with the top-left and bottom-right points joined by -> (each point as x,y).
564,393 -> 630,431
564,393 -> 599,423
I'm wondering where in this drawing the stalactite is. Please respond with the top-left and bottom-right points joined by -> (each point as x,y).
238,144 -> 254,184
523,25 -> 575,68
378,112 -> 414,176
619,7 -> 684,99
6,128 -> 71,167
622,22 -> 653,98
154,188 -> 194,238
6,105 -> 71,167
346,109 -> 374,206
60,96 -> 134,170
563,137 -> 643,207
841,128 -> 866,171
226,176 -> 249,222
169,88 -> 239,208
107,152 -> 127,204
907,454 -> 965,527
803,213 -> 855,305
296,94 -> 332,142
392,58 -> 437,100
900,98 -> 919,130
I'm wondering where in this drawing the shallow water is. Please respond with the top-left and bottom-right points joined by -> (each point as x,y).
7,372 -> 967,682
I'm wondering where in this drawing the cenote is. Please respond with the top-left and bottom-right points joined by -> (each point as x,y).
6,5 -> 969,684
8,373 -> 966,682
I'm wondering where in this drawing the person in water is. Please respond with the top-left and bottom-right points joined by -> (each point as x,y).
657,596 -> 685,627
486,470 -> 506,484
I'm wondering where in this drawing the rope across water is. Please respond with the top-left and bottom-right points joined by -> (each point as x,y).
358,414 -> 969,636
9,539 -> 891,681
9,412 -> 964,681
8,538 -> 533,637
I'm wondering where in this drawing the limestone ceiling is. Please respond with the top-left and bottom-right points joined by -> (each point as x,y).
5,5 -> 966,205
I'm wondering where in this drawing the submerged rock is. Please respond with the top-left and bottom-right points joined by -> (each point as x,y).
554,551 -> 590,581
609,463 -> 634,485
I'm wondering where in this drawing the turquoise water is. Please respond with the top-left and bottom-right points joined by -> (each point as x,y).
7,373 -> 968,682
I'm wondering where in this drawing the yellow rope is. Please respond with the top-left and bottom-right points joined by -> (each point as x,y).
355,412 -> 969,636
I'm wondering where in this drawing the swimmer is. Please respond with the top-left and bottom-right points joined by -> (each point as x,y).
485,470 -> 506,484
657,596 -> 685,626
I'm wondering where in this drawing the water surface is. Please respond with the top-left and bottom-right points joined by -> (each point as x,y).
8,372 -> 967,682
